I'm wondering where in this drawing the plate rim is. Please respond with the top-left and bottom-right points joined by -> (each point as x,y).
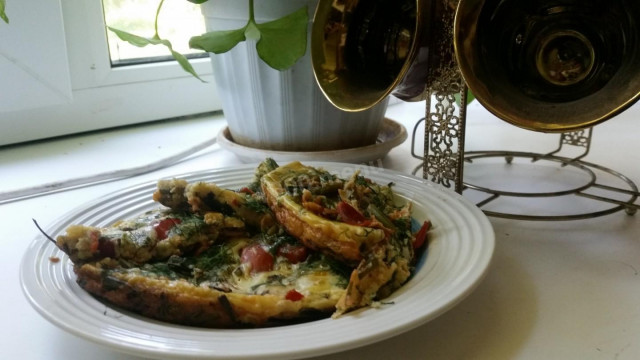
20,162 -> 495,360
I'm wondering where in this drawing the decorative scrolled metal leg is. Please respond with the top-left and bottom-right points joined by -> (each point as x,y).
418,0 -> 468,194
422,85 -> 468,193
532,128 -> 593,166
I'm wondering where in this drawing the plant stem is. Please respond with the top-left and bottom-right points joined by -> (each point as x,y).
153,0 -> 166,39
249,0 -> 255,22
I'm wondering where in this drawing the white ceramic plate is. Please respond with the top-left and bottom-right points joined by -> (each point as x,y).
20,163 -> 494,360
217,118 -> 408,164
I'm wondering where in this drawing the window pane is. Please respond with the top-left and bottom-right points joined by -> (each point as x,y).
103,0 -> 207,66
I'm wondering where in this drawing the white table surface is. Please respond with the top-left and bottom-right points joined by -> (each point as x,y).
2,101 -> 639,360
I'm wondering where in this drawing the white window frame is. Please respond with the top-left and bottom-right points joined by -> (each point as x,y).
0,0 -> 221,146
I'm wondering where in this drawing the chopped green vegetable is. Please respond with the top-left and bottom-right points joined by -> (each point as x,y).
170,213 -> 207,239
244,196 -> 269,213
263,233 -> 299,254
195,244 -> 234,272
247,158 -> 279,192
300,253 -> 351,286
367,204 -> 396,230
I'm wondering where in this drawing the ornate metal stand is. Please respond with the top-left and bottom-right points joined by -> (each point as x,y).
410,93 -> 640,220
412,119 -> 639,220
409,0 -> 639,220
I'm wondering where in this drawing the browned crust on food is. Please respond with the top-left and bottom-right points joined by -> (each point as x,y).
334,246 -> 411,315
153,179 -> 189,210
263,189 -> 361,263
185,182 -> 276,230
75,263 -> 333,328
260,162 -> 387,264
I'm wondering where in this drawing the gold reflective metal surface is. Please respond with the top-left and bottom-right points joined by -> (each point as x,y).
534,30 -> 595,87
311,0 -> 431,112
454,0 -> 640,132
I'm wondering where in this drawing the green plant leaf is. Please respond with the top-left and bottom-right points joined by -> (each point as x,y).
467,90 -> 475,103
168,48 -> 205,81
186,0 -> 209,4
244,21 -> 260,40
254,6 -> 308,70
108,27 -> 206,82
108,27 -> 165,47
454,88 -> 476,106
0,0 -> 9,24
189,27 -> 247,54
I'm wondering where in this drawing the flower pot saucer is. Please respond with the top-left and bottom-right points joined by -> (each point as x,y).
217,118 -> 407,164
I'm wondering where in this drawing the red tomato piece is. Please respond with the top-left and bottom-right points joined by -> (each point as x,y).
238,187 -> 254,194
89,231 -> 100,252
413,220 -> 431,249
241,244 -> 274,274
153,218 -> 182,240
277,244 -> 309,264
336,201 -> 368,225
285,289 -> 304,301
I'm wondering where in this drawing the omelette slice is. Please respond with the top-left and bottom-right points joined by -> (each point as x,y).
74,234 -> 349,328
259,161 -> 420,314
50,159 -> 429,327
55,209 -> 245,264
260,161 -> 387,263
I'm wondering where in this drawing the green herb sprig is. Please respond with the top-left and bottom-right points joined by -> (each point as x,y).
108,0 -> 309,81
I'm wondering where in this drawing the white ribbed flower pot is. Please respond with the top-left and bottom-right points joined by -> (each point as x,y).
201,0 -> 388,152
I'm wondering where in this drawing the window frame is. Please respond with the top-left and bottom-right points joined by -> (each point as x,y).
0,0 -> 220,147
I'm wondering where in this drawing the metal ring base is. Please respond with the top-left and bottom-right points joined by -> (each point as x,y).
413,151 -> 638,221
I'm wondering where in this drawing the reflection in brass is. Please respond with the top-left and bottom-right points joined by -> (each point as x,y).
535,30 -> 595,87
311,0 -> 433,111
454,0 -> 640,132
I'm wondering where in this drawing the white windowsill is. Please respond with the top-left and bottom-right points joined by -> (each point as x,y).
0,112 -> 228,200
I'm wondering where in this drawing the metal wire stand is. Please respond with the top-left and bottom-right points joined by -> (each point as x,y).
404,0 -> 639,220
410,96 -> 640,220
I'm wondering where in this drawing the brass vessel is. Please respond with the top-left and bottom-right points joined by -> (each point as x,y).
454,0 -> 640,132
312,0 -> 640,132
311,0 -> 436,112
